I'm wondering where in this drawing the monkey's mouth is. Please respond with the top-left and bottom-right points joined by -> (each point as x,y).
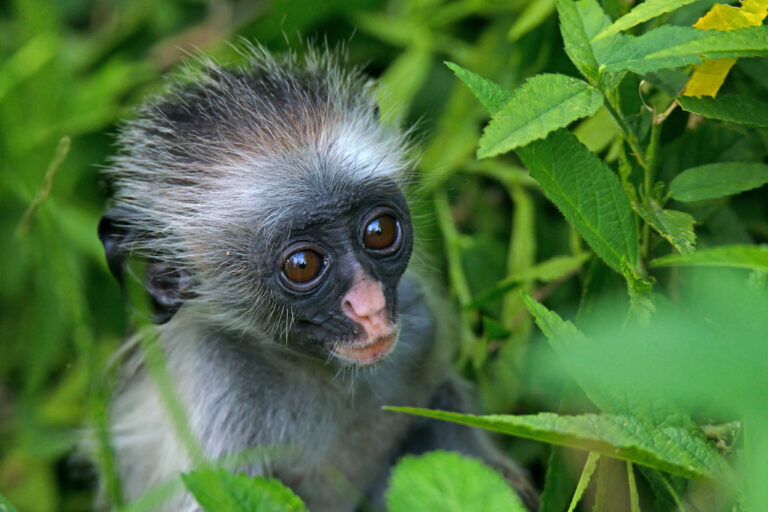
332,330 -> 398,366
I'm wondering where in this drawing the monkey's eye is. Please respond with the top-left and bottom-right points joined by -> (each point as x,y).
361,209 -> 402,256
280,246 -> 328,292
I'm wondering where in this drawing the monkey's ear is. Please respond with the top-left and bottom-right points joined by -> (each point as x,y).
145,262 -> 192,324
98,208 -> 191,324
98,207 -> 133,286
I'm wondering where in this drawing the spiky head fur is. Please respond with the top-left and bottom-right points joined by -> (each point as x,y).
105,45 -> 412,338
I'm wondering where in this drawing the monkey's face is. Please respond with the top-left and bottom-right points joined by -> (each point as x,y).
98,177 -> 413,369
255,180 -> 414,367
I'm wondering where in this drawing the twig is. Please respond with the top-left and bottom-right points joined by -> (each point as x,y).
15,136 -> 71,237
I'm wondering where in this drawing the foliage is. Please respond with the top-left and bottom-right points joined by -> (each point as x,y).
386,451 -> 528,512
2,0 -> 768,511
182,469 -> 307,512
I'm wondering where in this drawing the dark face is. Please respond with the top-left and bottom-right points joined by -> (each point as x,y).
255,180 -> 413,366
99,176 -> 413,367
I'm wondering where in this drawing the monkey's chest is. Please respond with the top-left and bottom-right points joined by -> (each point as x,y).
269,397 -> 415,512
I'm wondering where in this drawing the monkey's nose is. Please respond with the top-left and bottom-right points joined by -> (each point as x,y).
341,271 -> 390,338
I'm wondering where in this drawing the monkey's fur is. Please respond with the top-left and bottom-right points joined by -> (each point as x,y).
98,46 -> 537,511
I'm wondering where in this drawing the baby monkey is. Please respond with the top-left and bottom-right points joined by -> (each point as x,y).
98,46 -> 537,511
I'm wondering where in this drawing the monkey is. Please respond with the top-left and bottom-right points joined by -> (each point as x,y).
97,45 -> 538,511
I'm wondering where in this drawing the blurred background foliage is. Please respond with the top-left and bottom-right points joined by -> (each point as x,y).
1,0 -> 767,510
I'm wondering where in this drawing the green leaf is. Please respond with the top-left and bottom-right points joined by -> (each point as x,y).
386,451 -> 527,512
556,0 -> 603,82
540,449 -> 575,512
509,0 -> 557,41
0,492 -> 19,512
521,292 -> 624,415
627,463 -> 641,512
633,204 -> 696,254
593,0 -> 698,41
376,45 -> 432,124
445,62 -> 511,115
567,452 -> 600,512
482,316 -> 512,340
385,408 -> 733,482
678,94 -> 768,128
669,162 -> 768,202
573,107 -> 619,153
182,469 -> 307,512
478,74 -> 603,158
522,293 -> 697,430
601,25 -> 768,74
651,245 -> 768,272
515,130 -> 637,274
468,253 -> 591,308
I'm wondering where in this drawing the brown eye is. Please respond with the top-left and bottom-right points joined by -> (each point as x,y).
362,213 -> 401,255
281,249 -> 325,289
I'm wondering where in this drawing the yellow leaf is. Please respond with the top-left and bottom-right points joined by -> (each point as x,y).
683,59 -> 736,97
683,0 -> 768,98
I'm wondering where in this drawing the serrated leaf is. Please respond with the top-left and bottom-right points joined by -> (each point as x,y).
669,162 -> 768,202
683,0 -> 768,97
385,408 -> 733,483
478,74 -> 603,158
696,0 -> 768,30
522,293 -> 697,430
651,244 -> 768,271
515,130 -> 637,274
683,59 -> 737,98
678,94 -> 768,127
445,61 -> 511,115
634,203 -> 696,254
469,253 -> 591,308
386,451 -> 527,512
593,0 -> 698,41
522,293 -> 631,417
556,0 -> 605,82
601,25 -> 768,74
182,469 -> 307,512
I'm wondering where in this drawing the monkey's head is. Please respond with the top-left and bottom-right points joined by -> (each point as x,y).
99,47 -> 415,367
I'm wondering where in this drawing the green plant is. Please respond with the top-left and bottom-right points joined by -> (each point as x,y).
388,0 -> 768,510
3,0 -> 768,510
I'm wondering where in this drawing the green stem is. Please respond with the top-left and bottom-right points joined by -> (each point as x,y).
603,96 -> 646,169
644,121 -> 661,199
15,136 -> 70,237
138,328 -> 207,466
434,187 -> 472,307
501,185 -> 535,329
433,187 -> 478,366
92,358 -> 124,506
627,462 -> 642,512
567,452 -> 600,512
641,119 -> 662,261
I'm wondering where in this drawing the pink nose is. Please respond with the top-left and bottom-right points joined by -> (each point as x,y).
342,269 -> 390,337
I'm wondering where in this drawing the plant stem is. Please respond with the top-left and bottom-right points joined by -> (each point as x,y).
567,452 -> 600,512
501,185 -> 535,330
603,97 -> 646,169
15,136 -> 70,237
641,119 -> 662,261
627,462 -> 642,512
139,327 -> 207,466
433,187 -> 479,367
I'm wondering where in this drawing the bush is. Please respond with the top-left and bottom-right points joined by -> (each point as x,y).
2,0 -> 767,510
